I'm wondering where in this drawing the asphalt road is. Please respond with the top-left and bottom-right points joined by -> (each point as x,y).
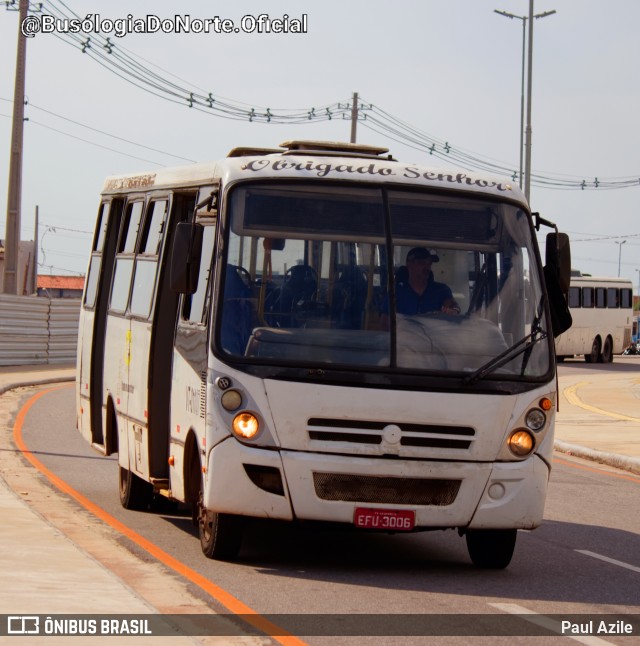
10,366 -> 640,645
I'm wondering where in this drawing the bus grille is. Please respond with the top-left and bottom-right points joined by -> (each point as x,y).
308,417 -> 475,450
313,472 -> 461,506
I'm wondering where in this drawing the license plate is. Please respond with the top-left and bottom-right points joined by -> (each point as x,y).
354,507 -> 415,531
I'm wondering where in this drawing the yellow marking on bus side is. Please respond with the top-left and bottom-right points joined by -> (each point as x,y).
125,329 -> 132,367
563,381 -> 640,423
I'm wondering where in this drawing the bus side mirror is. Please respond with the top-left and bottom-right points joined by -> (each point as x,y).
546,232 -> 571,296
170,222 -> 204,294
545,232 -> 572,337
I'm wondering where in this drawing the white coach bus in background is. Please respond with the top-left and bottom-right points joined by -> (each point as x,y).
76,140 -> 572,569
555,272 -> 633,363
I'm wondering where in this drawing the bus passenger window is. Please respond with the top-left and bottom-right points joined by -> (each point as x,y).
110,201 -> 143,313
140,200 -> 168,255
121,202 -> 144,253
129,260 -> 157,318
582,287 -> 594,308
93,203 -> 109,253
182,226 -> 216,324
110,258 -> 134,312
84,257 -> 101,308
568,286 -> 581,308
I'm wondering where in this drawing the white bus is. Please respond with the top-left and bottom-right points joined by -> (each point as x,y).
76,140 -> 571,569
555,274 -> 633,362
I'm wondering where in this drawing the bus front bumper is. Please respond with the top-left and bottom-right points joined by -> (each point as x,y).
204,438 -> 550,530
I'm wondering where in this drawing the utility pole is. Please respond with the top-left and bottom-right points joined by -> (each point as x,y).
32,204 -> 38,294
3,0 -> 29,294
350,91 -> 358,143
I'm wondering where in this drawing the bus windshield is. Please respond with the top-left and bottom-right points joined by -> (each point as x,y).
219,182 -> 550,379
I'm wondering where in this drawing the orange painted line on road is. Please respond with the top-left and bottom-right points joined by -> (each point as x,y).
13,385 -> 307,646
553,456 -> 640,484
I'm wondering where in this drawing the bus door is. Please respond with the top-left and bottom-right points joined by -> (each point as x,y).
145,192 -> 197,484
126,195 -> 196,483
105,199 -> 145,473
78,198 -> 123,451
169,192 -> 217,502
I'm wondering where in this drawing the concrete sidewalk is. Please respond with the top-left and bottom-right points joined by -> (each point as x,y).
0,361 -> 639,643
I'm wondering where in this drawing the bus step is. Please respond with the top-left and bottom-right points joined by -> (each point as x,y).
90,442 -> 106,455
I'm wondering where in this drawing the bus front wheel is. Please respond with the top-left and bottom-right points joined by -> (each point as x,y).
197,489 -> 244,560
465,528 -> 517,569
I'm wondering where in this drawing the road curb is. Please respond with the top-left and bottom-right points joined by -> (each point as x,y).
0,375 -> 75,397
555,440 -> 640,476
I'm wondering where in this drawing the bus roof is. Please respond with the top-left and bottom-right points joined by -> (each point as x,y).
570,275 -> 633,285
101,140 -> 527,206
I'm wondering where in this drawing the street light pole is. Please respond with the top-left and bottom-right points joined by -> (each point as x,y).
495,3 -> 555,201
524,2 -> 557,203
494,10 -> 527,189
616,240 -> 626,277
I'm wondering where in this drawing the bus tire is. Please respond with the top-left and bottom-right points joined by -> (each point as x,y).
601,336 -> 614,363
585,337 -> 600,363
197,488 -> 244,560
119,465 -> 153,510
465,528 -> 517,569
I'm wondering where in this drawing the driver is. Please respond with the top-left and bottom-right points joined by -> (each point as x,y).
388,247 -> 460,316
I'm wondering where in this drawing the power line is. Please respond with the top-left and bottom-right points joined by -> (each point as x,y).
2,95 -> 193,164
27,101 -> 197,162
43,0 -> 347,124
5,4 -> 640,190
27,118 -> 168,165
358,102 -> 640,191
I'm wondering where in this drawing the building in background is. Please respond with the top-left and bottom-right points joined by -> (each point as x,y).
37,275 -> 84,299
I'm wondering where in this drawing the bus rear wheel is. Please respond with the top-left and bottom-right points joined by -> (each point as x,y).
197,490 -> 244,560
465,528 -> 517,569
601,336 -> 614,363
585,337 -> 601,363
119,466 -> 153,510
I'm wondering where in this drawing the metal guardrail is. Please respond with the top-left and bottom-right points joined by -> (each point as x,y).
0,294 -> 80,366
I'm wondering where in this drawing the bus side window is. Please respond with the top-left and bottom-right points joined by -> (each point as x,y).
84,202 -> 109,309
568,286 -> 581,309
110,200 -> 144,313
130,200 -> 168,319
182,225 -> 216,324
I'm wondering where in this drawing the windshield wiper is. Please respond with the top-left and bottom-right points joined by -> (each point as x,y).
464,295 -> 548,385
462,326 -> 548,385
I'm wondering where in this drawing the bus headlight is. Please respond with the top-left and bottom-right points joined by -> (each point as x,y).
507,430 -> 535,456
525,408 -> 546,431
232,412 -> 260,439
221,389 -> 243,412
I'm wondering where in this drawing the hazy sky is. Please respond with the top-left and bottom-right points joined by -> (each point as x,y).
1,0 -> 639,287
